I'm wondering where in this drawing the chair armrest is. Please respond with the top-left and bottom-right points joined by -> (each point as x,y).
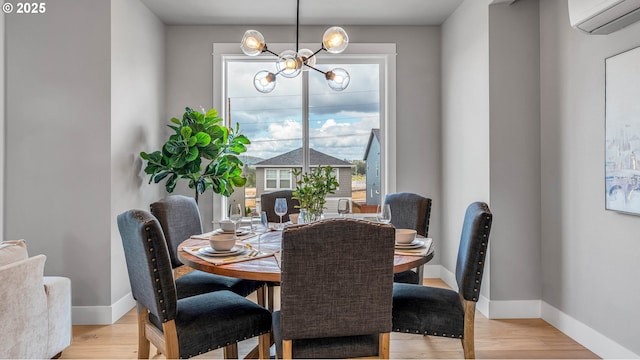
44,276 -> 72,358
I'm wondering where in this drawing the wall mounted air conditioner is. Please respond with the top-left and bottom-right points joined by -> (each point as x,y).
568,0 -> 640,34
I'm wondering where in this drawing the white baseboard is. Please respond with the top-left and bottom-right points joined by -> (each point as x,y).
541,302 -> 639,359
427,265 -> 540,319
72,292 -> 135,325
424,267 -> 638,358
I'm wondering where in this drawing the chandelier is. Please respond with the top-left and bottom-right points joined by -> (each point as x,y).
240,0 -> 350,93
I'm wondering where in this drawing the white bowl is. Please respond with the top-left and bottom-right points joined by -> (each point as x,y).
209,237 -> 235,251
395,229 -> 417,244
219,220 -> 236,233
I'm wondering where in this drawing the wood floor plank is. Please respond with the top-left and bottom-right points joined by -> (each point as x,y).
60,279 -> 599,359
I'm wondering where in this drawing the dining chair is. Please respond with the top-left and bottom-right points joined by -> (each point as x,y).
391,201 -> 492,359
273,218 -> 396,359
117,209 -> 271,359
260,190 -> 300,223
384,192 -> 432,284
150,195 -> 264,299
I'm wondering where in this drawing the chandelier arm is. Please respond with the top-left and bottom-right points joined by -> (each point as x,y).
310,47 -> 325,58
304,63 -> 327,75
263,49 -> 279,57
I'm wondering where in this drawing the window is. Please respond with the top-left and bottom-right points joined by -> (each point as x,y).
265,168 -> 292,190
213,43 -> 396,217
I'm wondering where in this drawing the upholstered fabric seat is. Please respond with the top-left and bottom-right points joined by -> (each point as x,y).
151,195 -> 263,298
273,218 -> 395,359
117,209 -> 271,359
391,202 -> 492,359
385,192 -> 432,284
260,190 -> 300,223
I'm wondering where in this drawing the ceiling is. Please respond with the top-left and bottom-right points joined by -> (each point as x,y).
139,0 -> 465,26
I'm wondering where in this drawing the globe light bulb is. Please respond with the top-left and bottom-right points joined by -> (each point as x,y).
297,48 -> 316,70
323,27 -> 349,54
253,70 -> 276,93
241,30 -> 265,56
277,50 -> 302,78
325,68 -> 350,91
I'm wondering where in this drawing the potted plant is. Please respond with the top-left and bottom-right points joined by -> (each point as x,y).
140,107 -> 249,203
292,166 -> 339,222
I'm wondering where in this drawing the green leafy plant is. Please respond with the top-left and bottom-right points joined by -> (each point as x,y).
140,107 -> 250,203
292,166 -> 339,221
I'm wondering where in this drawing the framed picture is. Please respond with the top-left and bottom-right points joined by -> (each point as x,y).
605,45 -> 640,215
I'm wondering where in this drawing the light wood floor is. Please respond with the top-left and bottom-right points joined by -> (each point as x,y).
61,279 -> 599,359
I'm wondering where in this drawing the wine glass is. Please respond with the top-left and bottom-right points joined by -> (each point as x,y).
253,211 -> 269,253
337,199 -> 350,217
376,204 -> 392,224
274,198 -> 288,230
228,203 -> 243,239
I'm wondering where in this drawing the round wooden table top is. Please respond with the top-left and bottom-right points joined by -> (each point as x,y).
178,230 -> 434,283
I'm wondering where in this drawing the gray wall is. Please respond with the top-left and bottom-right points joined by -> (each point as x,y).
165,25 -> 442,261
540,0 -> 640,354
488,1 -> 542,303
110,0 -> 165,308
5,0 -> 112,308
4,0 -> 165,322
441,0 -> 492,292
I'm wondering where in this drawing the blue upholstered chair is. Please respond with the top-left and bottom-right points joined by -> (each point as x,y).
150,195 -> 263,298
391,202 -> 492,359
384,192 -> 432,284
260,190 -> 300,223
273,218 -> 396,359
117,209 -> 271,359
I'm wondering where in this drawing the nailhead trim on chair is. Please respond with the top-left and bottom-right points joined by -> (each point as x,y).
140,214 -> 171,323
470,214 -> 492,302
396,328 -> 464,338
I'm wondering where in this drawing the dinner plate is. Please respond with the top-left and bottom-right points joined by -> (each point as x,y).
217,229 -> 251,236
395,239 -> 425,249
197,246 -> 247,257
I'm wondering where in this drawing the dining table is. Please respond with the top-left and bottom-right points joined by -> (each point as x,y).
177,225 -> 434,285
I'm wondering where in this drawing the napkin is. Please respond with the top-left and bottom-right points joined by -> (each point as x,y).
183,244 -> 274,265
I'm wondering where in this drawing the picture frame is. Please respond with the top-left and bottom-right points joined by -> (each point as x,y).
605,45 -> 640,215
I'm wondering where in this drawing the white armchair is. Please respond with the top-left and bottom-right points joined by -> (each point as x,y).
0,240 -> 71,359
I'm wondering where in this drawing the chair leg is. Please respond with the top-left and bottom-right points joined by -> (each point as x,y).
136,306 -> 151,359
379,332 -> 390,359
162,320 -> 179,359
282,339 -> 293,360
258,333 -> 270,359
462,300 -> 476,359
223,343 -> 239,359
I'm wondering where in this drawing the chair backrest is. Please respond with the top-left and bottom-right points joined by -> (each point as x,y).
150,195 -> 203,269
454,202 -> 493,302
260,190 -> 300,223
385,192 -> 432,236
117,209 -> 177,323
280,218 -> 395,340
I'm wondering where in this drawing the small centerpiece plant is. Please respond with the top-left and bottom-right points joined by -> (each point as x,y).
291,166 -> 339,222
140,107 -> 249,203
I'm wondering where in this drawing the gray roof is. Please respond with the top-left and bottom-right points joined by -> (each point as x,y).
254,148 -> 353,167
363,128 -> 381,160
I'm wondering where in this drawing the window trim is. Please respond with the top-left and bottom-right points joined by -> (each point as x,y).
212,43 -> 396,221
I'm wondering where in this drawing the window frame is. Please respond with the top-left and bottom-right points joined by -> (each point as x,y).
264,168 -> 293,190
212,43 -> 396,221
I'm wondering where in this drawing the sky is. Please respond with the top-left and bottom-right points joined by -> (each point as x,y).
227,60 -> 380,162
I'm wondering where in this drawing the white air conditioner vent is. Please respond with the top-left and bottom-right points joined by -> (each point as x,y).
569,0 -> 640,34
